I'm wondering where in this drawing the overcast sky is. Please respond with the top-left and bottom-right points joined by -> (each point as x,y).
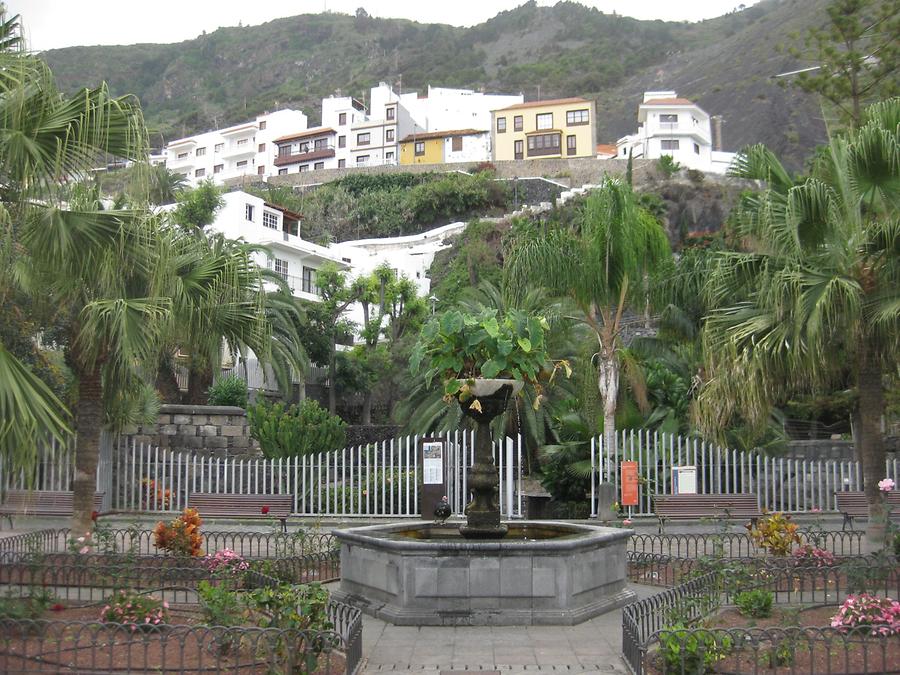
9,0 -> 761,51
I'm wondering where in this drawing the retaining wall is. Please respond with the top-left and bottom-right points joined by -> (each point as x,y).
122,404 -> 258,457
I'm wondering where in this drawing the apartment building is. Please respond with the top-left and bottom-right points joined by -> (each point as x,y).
615,91 -> 736,173
273,127 -> 339,175
165,109 -> 308,186
321,95 -> 368,169
491,98 -> 596,161
399,129 -> 490,165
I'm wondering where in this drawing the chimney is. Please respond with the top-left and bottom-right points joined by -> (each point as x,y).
711,115 -> 724,151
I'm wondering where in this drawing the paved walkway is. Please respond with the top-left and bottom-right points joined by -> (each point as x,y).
359,583 -> 657,674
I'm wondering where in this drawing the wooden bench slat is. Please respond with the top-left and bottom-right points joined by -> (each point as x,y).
0,491 -> 105,527
835,491 -> 900,530
187,493 -> 293,531
653,494 -> 761,533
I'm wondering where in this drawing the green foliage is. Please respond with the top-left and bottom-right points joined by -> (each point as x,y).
538,411 -> 592,502
206,375 -> 249,408
657,154 -> 682,177
746,512 -> 800,556
100,590 -> 169,629
410,307 -> 555,397
0,588 -> 54,620
172,180 -> 224,230
197,580 -> 242,627
735,589 -> 773,618
658,625 -> 733,673
248,399 -> 346,458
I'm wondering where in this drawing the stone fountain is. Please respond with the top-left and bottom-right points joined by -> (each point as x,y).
332,380 -> 634,625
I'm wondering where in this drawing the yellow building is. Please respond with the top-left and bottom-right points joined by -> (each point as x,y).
399,129 -> 488,165
491,97 -> 596,161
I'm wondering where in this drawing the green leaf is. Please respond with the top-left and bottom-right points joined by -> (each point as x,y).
444,379 -> 462,396
483,316 -> 500,338
497,338 -> 513,356
517,337 -> 532,353
440,310 -> 463,335
481,358 -> 506,379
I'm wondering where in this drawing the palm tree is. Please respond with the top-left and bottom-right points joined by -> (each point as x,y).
697,99 -> 899,542
147,165 -> 188,206
505,179 -> 671,459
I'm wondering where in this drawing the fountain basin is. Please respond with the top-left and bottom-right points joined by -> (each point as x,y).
331,521 -> 635,626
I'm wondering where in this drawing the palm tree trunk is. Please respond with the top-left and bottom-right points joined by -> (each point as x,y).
597,335 -> 619,466
73,364 -> 103,537
328,342 -> 337,415
362,391 -> 373,425
156,359 -> 182,404
185,363 -> 213,405
857,337 -> 886,544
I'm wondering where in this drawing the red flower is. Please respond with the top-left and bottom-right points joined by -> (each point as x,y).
51,603 -> 65,612
91,511 -> 99,521
261,505 -> 270,514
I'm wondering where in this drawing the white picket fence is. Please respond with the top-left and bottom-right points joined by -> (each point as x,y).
111,432 -> 523,518
590,429 -> 900,517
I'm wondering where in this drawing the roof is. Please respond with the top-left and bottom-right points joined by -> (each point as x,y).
596,143 -> 617,155
496,97 -> 589,111
399,128 -> 486,143
264,202 -> 302,221
274,127 -> 336,143
641,97 -> 696,106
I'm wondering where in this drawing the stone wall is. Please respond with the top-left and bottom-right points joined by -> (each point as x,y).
123,404 -> 258,457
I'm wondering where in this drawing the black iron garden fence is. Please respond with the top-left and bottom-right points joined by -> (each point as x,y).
627,529 -> 864,559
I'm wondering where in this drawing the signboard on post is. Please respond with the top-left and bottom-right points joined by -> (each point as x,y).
419,437 -> 446,519
621,461 -> 639,507
672,466 -> 697,495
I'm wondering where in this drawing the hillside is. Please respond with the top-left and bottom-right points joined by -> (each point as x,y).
40,0 -> 831,168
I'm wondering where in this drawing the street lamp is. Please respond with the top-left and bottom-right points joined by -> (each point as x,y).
429,295 -> 438,315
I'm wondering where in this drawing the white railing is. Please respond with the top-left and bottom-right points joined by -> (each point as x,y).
111,432 -> 523,518
590,429 -> 899,517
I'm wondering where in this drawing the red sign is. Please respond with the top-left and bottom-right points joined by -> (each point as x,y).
621,461 -> 639,506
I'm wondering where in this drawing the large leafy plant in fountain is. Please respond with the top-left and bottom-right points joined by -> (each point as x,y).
411,308 -> 564,409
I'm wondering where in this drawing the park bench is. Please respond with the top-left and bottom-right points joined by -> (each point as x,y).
188,493 -> 293,532
653,493 -> 761,534
834,491 -> 900,531
0,490 -> 105,529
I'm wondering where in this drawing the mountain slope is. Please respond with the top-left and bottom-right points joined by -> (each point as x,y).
40,0 -> 831,167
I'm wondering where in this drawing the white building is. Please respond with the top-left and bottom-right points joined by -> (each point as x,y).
165,109 -> 308,187
615,91 -> 736,174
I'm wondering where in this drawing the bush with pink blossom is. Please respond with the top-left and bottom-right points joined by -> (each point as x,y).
792,544 -> 836,568
203,548 -> 249,578
100,590 -> 169,631
830,593 -> 900,636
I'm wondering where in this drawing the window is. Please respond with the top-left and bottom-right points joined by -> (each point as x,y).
338,135 -> 346,148
236,160 -> 248,168
278,145 -> 291,157
273,258 -> 288,280
526,132 -> 561,157
414,141 -> 425,156
514,140 -> 523,160
259,120 -> 267,130
314,138 -> 329,150
451,136 -> 463,152
236,138 -> 248,146
385,128 -> 395,143
661,139 -> 680,150
694,143 -> 700,154
213,164 -> 223,174
177,152 -> 188,160
496,116 -> 506,133
356,155 -> 369,165
567,134 -> 577,156
245,204 -> 255,221
536,112 -> 553,130
299,142 -> 310,154
257,165 -> 265,175
299,165 -> 309,172
302,266 -> 318,295
660,114 -> 678,124
566,109 -> 589,125
258,143 -> 266,153
338,159 -> 346,168
263,211 -> 279,230
194,168 -> 205,177
278,168 -> 288,175
214,143 -> 224,153
510,115 -> 522,132
386,106 -> 395,121
339,112 -> 347,126
357,132 -> 371,146
385,151 -> 394,161
314,161 -> 324,170
196,147 -> 206,157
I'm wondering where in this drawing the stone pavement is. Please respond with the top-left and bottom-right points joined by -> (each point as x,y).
359,583 -> 657,674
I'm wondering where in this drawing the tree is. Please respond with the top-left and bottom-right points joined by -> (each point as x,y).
315,264 -> 357,414
505,179 -> 671,459
146,165 -> 188,206
698,99 -> 899,542
172,180 -> 224,231
788,0 -> 900,127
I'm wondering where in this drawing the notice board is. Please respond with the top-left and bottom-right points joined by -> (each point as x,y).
621,461 -> 639,507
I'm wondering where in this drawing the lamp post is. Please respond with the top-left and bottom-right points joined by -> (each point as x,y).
429,295 -> 438,315
513,176 -> 519,211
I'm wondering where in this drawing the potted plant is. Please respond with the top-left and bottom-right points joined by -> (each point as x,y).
411,308 -> 568,537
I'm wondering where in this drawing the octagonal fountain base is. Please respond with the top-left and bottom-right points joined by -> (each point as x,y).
331,521 -> 635,626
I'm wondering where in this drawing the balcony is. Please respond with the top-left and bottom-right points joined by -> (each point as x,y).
223,141 -> 256,159
282,273 -> 321,299
274,147 -> 335,167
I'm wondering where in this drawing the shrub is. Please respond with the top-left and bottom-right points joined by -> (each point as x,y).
248,399 -> 346,459
0,588 -> 54,620
204,548 -> 249,578
830,593 -> 900,636
153,508 -> 203,557
792,544 -> 835,568
657,154 -> 682,177
197,580 -> 242,628
746,512 -> 800,556
100,590 -> 169,631
206,375 -> 248,408
735,589 -> 773,618
686,168 -> 705,184
658,624 -> 733,673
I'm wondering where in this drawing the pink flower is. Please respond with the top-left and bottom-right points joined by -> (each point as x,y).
79,546 -> 90,554
810,507 -> 821,513
162,601 -> 169,609
878,478 -> 895,492
623,519 -> 633,526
